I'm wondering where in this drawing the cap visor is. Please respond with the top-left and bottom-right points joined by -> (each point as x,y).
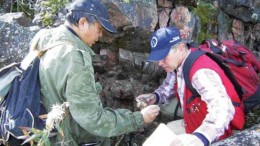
97,17 -> 117,33
146,45 -> 172,62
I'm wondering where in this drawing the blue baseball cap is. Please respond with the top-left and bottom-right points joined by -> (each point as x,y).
68,0 -> 117,33
147,27 -> 182,61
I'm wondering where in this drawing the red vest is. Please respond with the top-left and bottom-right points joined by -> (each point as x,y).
176,53 -> 245,140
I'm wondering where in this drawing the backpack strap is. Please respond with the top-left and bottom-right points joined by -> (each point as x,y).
203,52 -> 244,100
183,50 -> 205,104
34,42 -> 72,117
187,42 -> 199,48
30,28 -> 71,58
183,49 -> 244,105
37,42 -> 72,58
204,39 -> 224,55
223,50 -> 246,67
206,39 -> 246,67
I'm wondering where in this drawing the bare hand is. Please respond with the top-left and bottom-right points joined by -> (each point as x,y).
141,105 -> 160,124
136,93 -> 157,109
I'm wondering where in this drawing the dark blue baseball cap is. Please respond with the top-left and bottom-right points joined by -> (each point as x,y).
147,27 -> 182,61
68,0 -> 117,33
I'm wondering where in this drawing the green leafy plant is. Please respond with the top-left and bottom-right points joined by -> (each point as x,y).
20,102 -> 69,146
40,0 -> 69,26
11,0 -> 34,18
192,1 -> 218,43
123,0 -> 130,3
41,12 -> 54,27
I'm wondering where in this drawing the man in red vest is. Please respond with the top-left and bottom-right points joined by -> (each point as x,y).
136,27 -> 245,146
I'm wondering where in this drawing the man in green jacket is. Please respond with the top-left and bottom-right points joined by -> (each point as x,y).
23,0 -> 160,145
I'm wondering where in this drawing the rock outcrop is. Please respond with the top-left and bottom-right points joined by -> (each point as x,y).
0,0 -> 259,145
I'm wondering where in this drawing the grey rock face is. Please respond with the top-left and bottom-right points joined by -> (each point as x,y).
0,0 -> 13,13
0,13 -> 40,68
218,0 -> 260,23
217,11 -> 229,41
169,5 -> 199,44
0,1 -> 259,145
212,124 -> 260,146
99,0 -> 158,53
104,0 -> 158,30
110,80 -> 134,99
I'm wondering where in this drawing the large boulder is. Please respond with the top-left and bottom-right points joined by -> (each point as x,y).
97,0 -> 158,53
212,124 -> 260,146
218,0 -> 260,23
0,12 -> 40,68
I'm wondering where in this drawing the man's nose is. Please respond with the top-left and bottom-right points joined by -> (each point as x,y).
158,60 -> 163,66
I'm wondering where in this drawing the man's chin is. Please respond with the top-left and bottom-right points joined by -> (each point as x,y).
164,68 -> 173,73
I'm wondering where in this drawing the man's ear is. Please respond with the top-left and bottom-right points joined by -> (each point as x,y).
179,43 -> 186,51
78,17 -> 88,30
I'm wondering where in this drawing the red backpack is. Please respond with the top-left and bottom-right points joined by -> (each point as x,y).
183,39 -> 260,113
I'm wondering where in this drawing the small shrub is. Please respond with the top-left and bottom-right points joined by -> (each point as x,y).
192,1 -> 218,43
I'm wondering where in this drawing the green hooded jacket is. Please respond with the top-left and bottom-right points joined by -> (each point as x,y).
30,25 -> 143,146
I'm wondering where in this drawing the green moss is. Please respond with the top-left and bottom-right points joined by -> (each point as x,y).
192,1 -> 218,43
12,0 -> 34,18
245,105 -> 260,128
42,12 -> 54,26
123,0 -> 130,3
8,0 -> 68,26
227,18 -> 233,32
40,0 -> 69,26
